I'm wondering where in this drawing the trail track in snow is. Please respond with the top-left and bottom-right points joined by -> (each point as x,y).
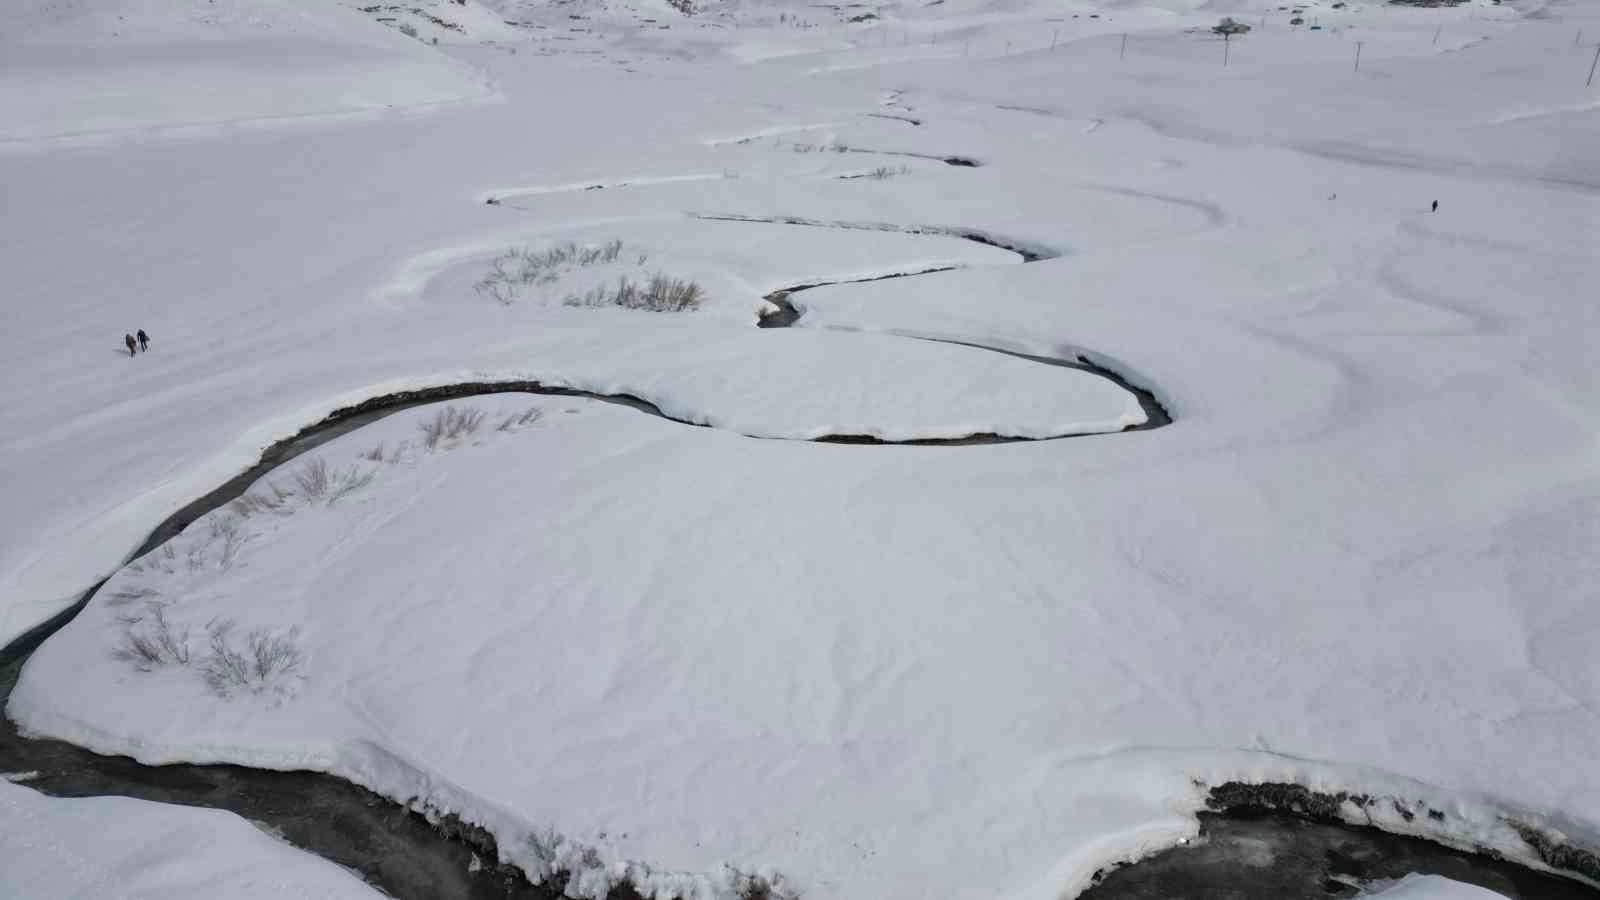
688,211 -> 1060,261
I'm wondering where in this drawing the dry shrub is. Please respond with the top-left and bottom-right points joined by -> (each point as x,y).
563,274 -> 703,312
114,605 -> 191,670
475,240 -> 627,305
294,457 -> 375,504
232,483 -> 295,516
201,620 -> 305,698
106,585 -> 160,606
498,407 -> 543,431
419,406 -> 486,450
211,516 -> 251,569
294,457 -> 331,498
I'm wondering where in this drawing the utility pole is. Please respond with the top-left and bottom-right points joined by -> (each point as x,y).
1589,43 -> 1600,87
1051,29 -> 1058,50
1120,33 -> 1127,60
1223,32 -> 1230,67
1354,41 -> 1363,72
1433,25 -> 1441,46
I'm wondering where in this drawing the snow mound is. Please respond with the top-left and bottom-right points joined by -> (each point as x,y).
0,780 -> 382,899
1365,874 -> 1508,899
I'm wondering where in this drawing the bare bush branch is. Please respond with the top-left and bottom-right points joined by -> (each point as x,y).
498,407 -> 544,432
231,488 -> 288,516
293,458 -> 374,504
419,406 -> 486,450
186,542 -> 207,574
475,240 -> 632,305
563,273 -> 703,312
106,585 -> 160,606
294,458 -> 330,499
642,274 -> 703,311
326,468 -> 375,506
114,605 -> 191,670
361,444 -> 385,462
211,516 -> 252,569
201,620 -> 306,698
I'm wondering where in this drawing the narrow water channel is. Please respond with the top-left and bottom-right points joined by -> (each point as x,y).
1079,810 -> 1599,900
6,258 -> 1584,899
0,257 -> 1169,896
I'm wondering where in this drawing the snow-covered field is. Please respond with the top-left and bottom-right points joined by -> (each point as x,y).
4,0 -> 1600,896
0,0 -> 498,145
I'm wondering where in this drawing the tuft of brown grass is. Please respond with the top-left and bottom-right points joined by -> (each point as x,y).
293,457 -> 375,504
419,406 -> 486,450
232,483 -> 295,516
475,240 -> 627,305
563,274 -> 703,312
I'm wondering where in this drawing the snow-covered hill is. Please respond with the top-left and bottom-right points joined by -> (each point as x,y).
1,0 -> 495,143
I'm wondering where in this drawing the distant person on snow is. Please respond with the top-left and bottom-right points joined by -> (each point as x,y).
137,329 -> 150,352
124,333 -> 137,357
1431,200 -> 1439,213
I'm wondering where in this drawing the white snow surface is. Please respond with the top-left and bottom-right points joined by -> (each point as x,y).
1,0 -> 494,144
0,780 -> 383,899
1365,874 -> 1508,899
5,0 -> 1600,898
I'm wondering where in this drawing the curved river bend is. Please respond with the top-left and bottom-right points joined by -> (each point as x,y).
4,250 -> 1590,899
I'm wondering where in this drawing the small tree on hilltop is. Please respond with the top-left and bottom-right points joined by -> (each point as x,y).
1213,17 -> 1252,36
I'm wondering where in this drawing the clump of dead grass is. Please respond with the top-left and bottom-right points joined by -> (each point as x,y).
419,406 -> 486,450
563,274 -> 703,312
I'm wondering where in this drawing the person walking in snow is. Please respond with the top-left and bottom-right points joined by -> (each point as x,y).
1431,200 -> 1438,213
136,329 -> 150,352
124,333 -> 137,357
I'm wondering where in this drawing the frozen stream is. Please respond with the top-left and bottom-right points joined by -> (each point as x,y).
1080,811 -> 1599,900
0,251 -> 1166,896
0,264 -> 1582,899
